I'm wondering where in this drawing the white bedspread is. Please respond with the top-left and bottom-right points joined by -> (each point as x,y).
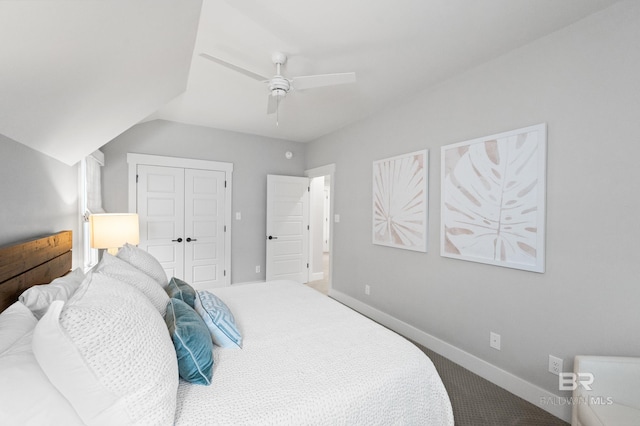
174,281 -> 453,425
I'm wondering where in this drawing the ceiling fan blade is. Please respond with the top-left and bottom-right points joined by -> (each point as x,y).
199,53 -> 268,82
292,72 -> 356,90
267,94 -> 277,115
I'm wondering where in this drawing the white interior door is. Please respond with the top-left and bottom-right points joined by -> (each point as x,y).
266,175 -> 310,283
184,169 -> 226,288
137,165 -> 184,280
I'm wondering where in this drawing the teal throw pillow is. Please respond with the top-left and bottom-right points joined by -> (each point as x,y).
165,298 -> 214,385
167,277 -> 196,308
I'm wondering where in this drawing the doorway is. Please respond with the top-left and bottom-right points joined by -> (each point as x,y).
263,164 -> 335,293
305,164 -> 335,295
265,174 -> 310,283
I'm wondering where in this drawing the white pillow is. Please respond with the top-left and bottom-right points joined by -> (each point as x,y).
32,272 -> 179,426
194,290 -> 243,348
94,253 -> 169,316
117,243 -> 169,288
0,301 -> 36,353
19,267 -> 85,319
0,328 -> 84,425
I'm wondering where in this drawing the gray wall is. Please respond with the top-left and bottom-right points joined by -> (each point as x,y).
0,134 -> 80,266
306,1 -> 640,397
101,120 -> 307,283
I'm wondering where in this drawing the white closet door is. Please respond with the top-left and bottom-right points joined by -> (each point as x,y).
137,165 -> 185,280
184,169 -> 226,288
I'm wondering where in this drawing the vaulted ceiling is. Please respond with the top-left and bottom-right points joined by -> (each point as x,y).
0,0 -> 621,165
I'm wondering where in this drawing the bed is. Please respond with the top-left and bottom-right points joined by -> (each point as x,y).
0,231 -> 454,425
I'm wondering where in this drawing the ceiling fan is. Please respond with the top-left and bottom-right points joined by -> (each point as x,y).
199,51 -> 356,120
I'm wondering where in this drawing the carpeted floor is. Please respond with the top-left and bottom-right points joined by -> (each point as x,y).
415,344 -> 569,426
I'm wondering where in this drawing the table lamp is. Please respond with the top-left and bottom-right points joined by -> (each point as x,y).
90,213 -> 140,255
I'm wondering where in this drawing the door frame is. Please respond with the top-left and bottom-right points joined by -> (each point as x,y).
127,153 -> 233,285
305,163 -> 335,293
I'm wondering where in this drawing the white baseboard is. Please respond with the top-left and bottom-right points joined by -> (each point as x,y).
329,289 -> 571,423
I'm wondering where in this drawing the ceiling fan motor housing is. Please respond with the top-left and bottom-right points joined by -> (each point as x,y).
269,75 -> 290,97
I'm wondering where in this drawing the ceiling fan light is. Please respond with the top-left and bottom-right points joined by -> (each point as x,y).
271,88 -> 287,98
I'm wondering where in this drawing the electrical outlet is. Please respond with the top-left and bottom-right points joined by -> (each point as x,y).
255,265 -> 260,273
490,332 -> 501,350
549,355 -> 563,376
364,285 -> 370,295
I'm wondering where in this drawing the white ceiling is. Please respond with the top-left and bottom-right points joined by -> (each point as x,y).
0,0 -> 621,164
0,0 -> 202,165
152,0 -> 621,142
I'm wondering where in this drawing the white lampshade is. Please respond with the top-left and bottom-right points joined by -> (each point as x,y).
90,213 -> 140,255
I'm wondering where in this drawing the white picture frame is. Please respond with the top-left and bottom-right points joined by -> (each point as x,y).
440,124 -> 547,272
373,149 -> 428,252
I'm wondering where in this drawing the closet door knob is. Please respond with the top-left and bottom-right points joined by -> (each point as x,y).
172,238 -> 183,242
186,237 -> 197,242
268,235 -> 278,240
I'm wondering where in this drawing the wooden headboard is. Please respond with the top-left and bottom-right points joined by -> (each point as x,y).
0,230 -> 72,313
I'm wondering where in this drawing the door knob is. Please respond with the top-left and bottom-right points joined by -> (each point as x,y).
186,237 -> 197,242
268,235 -> 278,240
172,238 -> 183,242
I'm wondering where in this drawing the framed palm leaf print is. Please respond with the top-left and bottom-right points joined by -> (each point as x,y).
373,149 -> 428,252
441,124 -> 547,272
